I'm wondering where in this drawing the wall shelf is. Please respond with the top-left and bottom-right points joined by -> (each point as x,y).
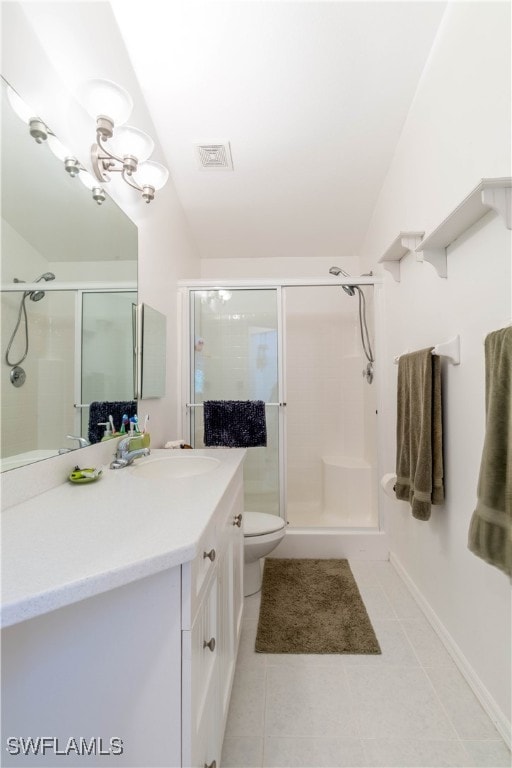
416,177 -> 512,278
378,231 -> 424,282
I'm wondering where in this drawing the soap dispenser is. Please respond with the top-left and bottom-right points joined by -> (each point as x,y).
98,422 -> 115,441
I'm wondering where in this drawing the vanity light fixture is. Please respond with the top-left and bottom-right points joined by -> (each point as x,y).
47,134 -> 81,177
78,170 -> 107,205
77,78 -> 169,204
5,84 -> 107,204
6,86 -> 48,143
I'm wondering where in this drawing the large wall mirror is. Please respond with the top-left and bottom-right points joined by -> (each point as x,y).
135,304 -> 167,400
1,77 -> 138,471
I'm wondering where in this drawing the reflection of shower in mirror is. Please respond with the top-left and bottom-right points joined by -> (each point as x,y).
4,273 -> 56,376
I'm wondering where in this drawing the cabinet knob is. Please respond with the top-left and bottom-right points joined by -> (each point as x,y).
203,637 -> 216,652
203,548 -> 216,562
233,513 -> 243,528
204,761 -> 216,768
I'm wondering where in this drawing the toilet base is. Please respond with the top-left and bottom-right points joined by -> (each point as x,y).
244,559 -> 263,597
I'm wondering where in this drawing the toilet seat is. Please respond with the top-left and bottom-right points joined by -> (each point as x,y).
244,511 -> 286,537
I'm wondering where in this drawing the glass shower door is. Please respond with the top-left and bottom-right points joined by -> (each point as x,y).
190,288 -> 281,517
81,291 -> 137,437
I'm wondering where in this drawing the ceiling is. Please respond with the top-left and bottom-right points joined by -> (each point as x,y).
112,1 -> 447,261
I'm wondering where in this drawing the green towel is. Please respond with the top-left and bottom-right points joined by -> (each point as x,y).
468,327 -> 512,577
395,348 -> 444,521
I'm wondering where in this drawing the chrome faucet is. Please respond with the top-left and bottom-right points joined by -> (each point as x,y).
66,435 -> 91,448
110,435 -> 150,469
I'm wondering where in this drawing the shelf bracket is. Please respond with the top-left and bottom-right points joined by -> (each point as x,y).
378,231 -> 424,282
481,186 -> 512,229
421,247 -> 447,278
382,261 -> 400,282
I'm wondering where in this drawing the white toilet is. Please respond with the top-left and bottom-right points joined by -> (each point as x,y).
243,511 -> 286,597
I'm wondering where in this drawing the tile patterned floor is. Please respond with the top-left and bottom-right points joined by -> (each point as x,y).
221,560 -> 511,768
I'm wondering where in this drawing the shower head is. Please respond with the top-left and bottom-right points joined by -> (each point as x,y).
328,266 -> 356,297
29,272 -> 55,302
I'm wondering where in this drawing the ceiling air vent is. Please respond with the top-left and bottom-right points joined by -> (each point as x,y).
195,142 -> 234,171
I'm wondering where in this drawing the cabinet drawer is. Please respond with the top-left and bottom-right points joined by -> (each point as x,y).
182,574 -> 218,767
189,679 -> 221,768
182,517 -> 218,629
216,476 -> 244,547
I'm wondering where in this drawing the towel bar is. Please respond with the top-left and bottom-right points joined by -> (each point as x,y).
394,335 -> 460,365
186,402 -> 284,407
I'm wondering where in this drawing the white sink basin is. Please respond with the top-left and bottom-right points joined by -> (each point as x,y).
129,454 -> 221,479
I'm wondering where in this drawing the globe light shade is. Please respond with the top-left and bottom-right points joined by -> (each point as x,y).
110,125 -> 154,162
7,86 -> 36,123
135,161 -> 169,191
77,78 -> 133,126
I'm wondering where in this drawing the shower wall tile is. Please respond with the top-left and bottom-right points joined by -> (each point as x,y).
2,293 -> 75,458
285,286 -> 373,521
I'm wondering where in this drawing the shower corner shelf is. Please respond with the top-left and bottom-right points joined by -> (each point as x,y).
416,177 -> 512,279
378,231 -> 425,282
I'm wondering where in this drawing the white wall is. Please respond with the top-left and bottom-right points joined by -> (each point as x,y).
361,1 -> 511,735
200,256 -> 359,281
1,2 -> 201,451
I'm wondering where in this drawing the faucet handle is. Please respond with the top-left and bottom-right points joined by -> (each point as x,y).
66,435 -> 91,448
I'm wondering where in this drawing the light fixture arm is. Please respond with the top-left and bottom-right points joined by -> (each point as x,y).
92,135 -> 156,203
91,131 -> 131,182
120,167 -> 156,203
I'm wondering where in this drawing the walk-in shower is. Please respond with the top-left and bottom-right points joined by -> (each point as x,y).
1,280 -> 136,470
181,277 -> 383,551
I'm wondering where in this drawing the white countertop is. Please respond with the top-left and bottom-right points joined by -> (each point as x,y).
0,448 -> 245,629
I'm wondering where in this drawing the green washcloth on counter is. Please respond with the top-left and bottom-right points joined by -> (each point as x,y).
468,327 -> 512,577
395,347 -> 444,521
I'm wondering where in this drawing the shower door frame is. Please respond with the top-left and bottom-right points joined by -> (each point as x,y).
179,284 -> 287,520
74,285 -> 138,437
178,276 -> 384,530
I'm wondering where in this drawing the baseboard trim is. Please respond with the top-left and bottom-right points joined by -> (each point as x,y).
390,552 -> 511,749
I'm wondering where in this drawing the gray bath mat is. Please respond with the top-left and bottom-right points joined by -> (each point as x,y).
255,558 -> 381,654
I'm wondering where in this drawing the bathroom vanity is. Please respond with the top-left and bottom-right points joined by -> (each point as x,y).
1,448 -> 245,767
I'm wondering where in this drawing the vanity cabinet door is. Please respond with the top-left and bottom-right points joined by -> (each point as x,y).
182,571 -> 218,768
182,465 -> 244,767
231,486 -> 244,650
217,474 -> 244,736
